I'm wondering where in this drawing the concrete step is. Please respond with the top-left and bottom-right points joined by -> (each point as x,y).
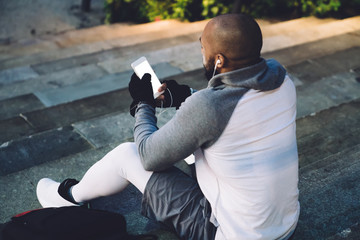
0,16 -> 330,58
260,16 -> 335,37
0,93 -> 45,121
0,16 -> 358,104
0,126 -> 94,176
0,16 -> 333,65
0,145 -> 115,223
1,43 -> 359,148
0,88 -> 129,143
263,30 -> 360,68
262,15 -> 360,53
296,144 -> 360,239
296,99 -> 360,169
328,222 -> 360,240
0,33 -> 200,101
287,46 -> 360,118
79,16 -> 360,76
31,34 -> 198,75
294,99 -> 360,239
1,16 -> 355,74
1,20 -> 359,104
0,142 -> 183,239
33,62 -> 182,107
0,64 -> 108,101
0,109 -> 178,176
0,20 -> 208,69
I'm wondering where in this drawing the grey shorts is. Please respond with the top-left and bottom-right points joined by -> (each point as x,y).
141,166 -> 217,240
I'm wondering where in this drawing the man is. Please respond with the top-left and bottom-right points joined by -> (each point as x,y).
37,14 -> 299,240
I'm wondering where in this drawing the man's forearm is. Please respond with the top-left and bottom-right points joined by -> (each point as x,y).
133,103 -> 160,170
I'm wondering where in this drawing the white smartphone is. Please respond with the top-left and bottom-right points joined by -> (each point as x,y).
131,56 -> 164,99
184,154 -> 195,165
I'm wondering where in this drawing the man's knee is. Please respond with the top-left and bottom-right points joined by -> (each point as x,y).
109,142 -> 140,164
115,142 -> 136,152
111,142 -> 136,156
102,142 -> 137,164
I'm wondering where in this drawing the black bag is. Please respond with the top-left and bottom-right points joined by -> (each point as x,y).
0,206 -> 157,240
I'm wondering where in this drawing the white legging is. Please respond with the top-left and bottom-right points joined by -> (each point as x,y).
71,142 -> 153,203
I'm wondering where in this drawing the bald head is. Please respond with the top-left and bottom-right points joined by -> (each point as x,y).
200,14 -> 262,74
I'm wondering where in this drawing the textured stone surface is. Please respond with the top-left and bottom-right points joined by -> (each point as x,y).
0,93 -> 44,121
34,62 -> 183,107
0,171 -> 38,222
73,108 -> 177,149
0,116 -> 35,144
73,112 -> 135,148
0,126 -> 93,176
261,16 -> 360,53
31,34 -> 198,75
287,47 -> 360,83
24,89 -> 131,132
295,145 -> 360,239
295,71 -> 360,118
263,30 -> 360,68
296,99 -> 360,168
0,64 -> 107,101
0,66 -> 38,85
0,145 -> 113,223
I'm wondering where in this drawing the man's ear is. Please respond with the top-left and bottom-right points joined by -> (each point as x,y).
214,54 -> 225,69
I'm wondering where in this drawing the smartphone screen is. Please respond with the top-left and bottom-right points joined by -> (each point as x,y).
131,57 -> 163,99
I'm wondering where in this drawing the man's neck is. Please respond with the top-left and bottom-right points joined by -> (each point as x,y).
221,57 -> 262,74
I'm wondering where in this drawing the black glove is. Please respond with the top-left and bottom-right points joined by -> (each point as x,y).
160,80 -> 191,109
128,73 -> 155,117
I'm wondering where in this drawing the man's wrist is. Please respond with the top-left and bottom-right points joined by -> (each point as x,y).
130,100 -> 155,117
138,100 -> 156,108
189,88 -> 197,95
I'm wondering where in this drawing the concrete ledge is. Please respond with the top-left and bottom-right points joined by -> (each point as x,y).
296,144 -> 360,239
0,64 -> 107,101
263,30 -> 360,68
34,62 -> 183,107
0,94 -> 44,121
297,98 -> 360,168
0,126 -> 93,176
0,66 -> 38,85
262,16 -> 360,53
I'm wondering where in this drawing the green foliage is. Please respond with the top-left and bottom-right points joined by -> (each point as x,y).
237,0 -> 342,18
142,0 -> 195,21
104,0 -> 200,23
103,0 -> 360,24
295,0 -> 341,16
202,0 -> 233,18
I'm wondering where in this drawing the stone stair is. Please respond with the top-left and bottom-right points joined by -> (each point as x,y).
1,16 -> 360,239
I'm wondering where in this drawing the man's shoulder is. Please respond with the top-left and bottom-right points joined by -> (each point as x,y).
188,88 -> 215,103
177,88 -> 217,115
179,86 -> 246,121
182,87 -> 231,112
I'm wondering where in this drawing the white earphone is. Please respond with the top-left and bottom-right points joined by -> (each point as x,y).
212,59 -> 221,78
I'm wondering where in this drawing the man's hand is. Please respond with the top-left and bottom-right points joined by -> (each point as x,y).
156,80 -> 192,109
128,73 -> 155,116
